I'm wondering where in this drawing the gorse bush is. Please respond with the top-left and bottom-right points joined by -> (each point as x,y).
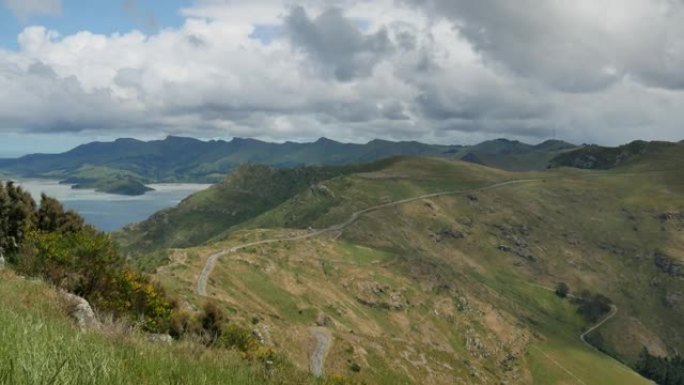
96,270 -> 174,332
0,181 -> 175,333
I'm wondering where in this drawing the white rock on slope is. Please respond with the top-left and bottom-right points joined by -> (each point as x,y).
61,292 -> 100,331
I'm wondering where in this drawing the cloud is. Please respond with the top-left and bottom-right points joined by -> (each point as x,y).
2,0 -> 61,20
0,1 -> 683,146
284,6 -> 394,81
405,0 -> 684,92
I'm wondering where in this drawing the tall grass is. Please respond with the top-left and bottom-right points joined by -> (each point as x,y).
0,272 -> 317,385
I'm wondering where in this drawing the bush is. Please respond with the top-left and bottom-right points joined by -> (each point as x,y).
572,290 -> 612,323
169,309 -> 202,340
93,270 -> 174,333
200,302 -> 226,343
555,282 -> 570,298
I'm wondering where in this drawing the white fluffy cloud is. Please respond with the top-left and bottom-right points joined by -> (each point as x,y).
2,0 -> 61,19
0,0 -> 683,145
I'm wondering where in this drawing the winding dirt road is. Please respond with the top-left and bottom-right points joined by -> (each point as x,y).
310,327 -> 332,377
192,176 -> 656,381
580,304 -> 618,349
196,178 -> 537,297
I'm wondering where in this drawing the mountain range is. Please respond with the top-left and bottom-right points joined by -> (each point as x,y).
0,136 -> 576,195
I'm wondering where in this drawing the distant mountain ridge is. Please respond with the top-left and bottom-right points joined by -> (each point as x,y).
0,136 -> 581,195
0,136 -> 463,186
5,135 -> 682,196
547,140 -> 683,170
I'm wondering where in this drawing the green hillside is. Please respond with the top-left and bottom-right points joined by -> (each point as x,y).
548,140 -> 681,170
130,145 -> 683,384
116,160 -> 395,253
457,139 -> 577,171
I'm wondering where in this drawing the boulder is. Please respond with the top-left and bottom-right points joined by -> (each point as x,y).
147,334 -> 174,344
316,312 -> 331,327
311,184 -> 335,198
61,292 -> 100,331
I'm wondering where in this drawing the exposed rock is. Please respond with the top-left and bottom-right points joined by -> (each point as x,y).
0,253 -> 5,270
147,334 -> 173,344
465,331 -> 491,358
431,228 -> 466,243
498,244 -> 537,262
353,280 -> 407,311
61,292 -> 100,331
311,184 -> 335,198
654,252 -> 683,278
316,312 -> 331,327
252,329 -> 265,344
466,194 -> 479,202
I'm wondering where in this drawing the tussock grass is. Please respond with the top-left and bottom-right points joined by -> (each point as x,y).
0,271 -> 318,385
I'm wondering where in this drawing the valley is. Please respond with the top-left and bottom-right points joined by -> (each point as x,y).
2,140 -> 682,384
129,143 -> 683,384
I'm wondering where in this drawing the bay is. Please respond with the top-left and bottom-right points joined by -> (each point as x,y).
11,179 -> 211,232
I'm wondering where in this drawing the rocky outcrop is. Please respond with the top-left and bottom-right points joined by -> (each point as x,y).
654,252 -> 683,278
61,292 -> 100,331
352,280 -> 407,311
311,184 -> 335,198
494,223 -> 538,262
430,228 -> 466,243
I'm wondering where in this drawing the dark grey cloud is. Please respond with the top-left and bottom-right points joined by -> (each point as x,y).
404,0 -> 621,92
405,0 -> 684,92
284,6 -> 394,81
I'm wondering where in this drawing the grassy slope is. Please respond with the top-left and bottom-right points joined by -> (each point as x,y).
0,269 -> 320,385
116,160 -> 397,253
147,153 -> 684,384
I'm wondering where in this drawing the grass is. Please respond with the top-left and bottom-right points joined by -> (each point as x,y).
528,340 -> 650,385
142,151 -> 684,384
476,272 -> 651,384
0,270 -> 320,385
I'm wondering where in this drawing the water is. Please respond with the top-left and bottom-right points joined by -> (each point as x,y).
11,179 -> 212,232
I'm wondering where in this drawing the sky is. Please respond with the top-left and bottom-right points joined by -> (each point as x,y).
1,0 -> 684,156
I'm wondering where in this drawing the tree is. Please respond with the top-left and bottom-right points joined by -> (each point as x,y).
38,193 -> 84,233
573,291 -> 612,323
0,182 -> 37,256
555,282 -> 570,298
